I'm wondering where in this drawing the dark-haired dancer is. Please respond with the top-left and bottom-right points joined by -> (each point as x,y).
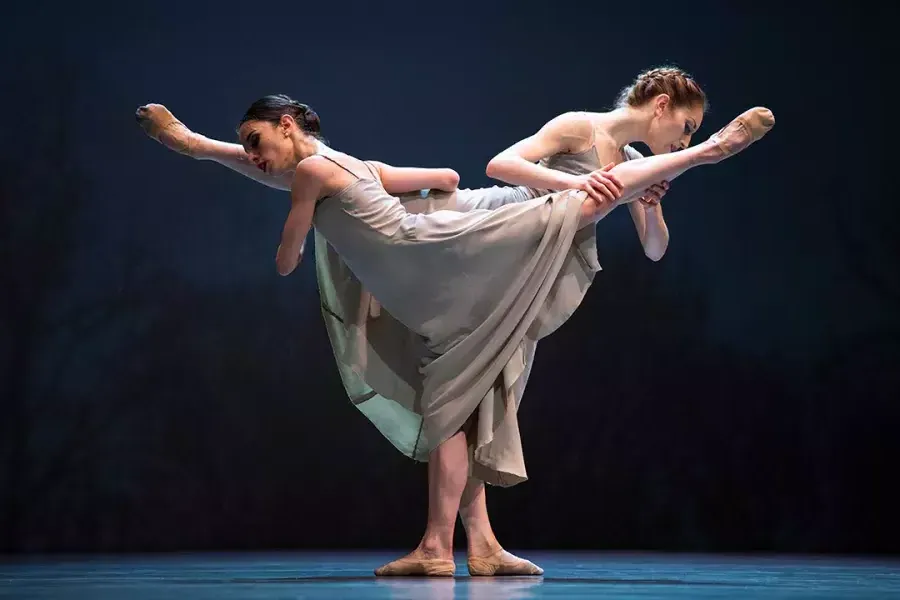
137,68 -> 773,577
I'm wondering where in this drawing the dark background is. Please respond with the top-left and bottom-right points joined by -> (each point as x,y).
1,1 -> 895,555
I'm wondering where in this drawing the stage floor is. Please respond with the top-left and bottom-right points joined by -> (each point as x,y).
2,551 -> 898,599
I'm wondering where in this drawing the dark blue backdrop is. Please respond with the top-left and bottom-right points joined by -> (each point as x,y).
1,1 -> 894,554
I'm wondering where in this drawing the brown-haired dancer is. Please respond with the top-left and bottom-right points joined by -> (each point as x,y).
136,65 -> 773,577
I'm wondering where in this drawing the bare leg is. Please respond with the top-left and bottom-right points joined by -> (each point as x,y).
374,431 -> 469,576
578,106 -> 775,227
459,478 -> 543,576
459,478 -> 500,555
135,104 -> 293,191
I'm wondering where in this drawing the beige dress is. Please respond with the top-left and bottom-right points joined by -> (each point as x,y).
313,136 -> 642,486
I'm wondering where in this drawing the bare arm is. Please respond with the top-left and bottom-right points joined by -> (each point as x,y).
622,146 -> 669,261
369,161 -> 459,195
485,112 -> 594,190
195,138 -> 294,191
136,104 -> 293,191
628,200 -> 669,261
275,158 -> 324,276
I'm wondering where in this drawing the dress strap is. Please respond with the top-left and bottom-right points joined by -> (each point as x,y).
316,153 -> 365,179
314,151 -> 382,184
362,160 -> 381,182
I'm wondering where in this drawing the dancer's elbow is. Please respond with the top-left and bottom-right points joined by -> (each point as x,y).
442,168 -> 460,191
643,244 -> 667,262
485,156 -> 508,179
275,252 -> 301,276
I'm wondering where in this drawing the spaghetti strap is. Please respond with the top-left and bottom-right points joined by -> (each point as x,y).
317,153 -> 362,179
318,154 -> 381,182
362,160 -> 381,181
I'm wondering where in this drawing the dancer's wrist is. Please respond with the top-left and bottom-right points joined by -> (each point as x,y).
557,172 -> 582,191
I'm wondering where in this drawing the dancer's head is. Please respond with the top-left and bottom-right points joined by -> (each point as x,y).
237,94 -> 323,176
617,67 -> 707,154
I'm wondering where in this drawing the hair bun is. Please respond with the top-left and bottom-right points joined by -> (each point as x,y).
238,94 -> 325,141
303,109 -> 321,133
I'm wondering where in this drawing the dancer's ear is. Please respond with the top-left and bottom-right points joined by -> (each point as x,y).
654,94 -> 671,117
279,114 -> 295,137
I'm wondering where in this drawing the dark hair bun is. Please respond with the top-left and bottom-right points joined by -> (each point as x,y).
238,95 -> 324,139
303,109 -> 320,133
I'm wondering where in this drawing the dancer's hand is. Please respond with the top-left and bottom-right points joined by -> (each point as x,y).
574,163 -> 623,206
638,181 -> 669,208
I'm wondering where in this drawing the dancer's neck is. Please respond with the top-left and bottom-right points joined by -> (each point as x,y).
599,106 -> 654,149
314,139 -> 333,155
292,134 -> 328,161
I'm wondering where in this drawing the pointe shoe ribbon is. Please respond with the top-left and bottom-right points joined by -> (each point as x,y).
374,556 -> 455,577
135,104 -> 198,157
468,550 -> 544,576
711,106 -> 775,157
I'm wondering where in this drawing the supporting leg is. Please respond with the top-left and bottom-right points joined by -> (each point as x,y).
459,478 -> 543,576
374,431 -> 469,576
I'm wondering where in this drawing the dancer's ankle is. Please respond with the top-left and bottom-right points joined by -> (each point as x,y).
417,531 -> 454,559
694,139 -> 725,166
463,524 -> 502,557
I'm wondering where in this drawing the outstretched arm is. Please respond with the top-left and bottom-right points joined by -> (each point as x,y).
275,158 -> 323,276
369,161 -> 459,195
136,104 -> 293,191
197,138 -> 294,191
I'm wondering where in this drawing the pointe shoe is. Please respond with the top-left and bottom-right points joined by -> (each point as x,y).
374,556 -> 456,577
468,549 -> 544,576
708,107 -> 775,161
135,104 -> 198,156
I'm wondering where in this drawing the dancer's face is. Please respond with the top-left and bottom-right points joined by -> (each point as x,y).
238,116 -> 300,176
646,95 -> 705,155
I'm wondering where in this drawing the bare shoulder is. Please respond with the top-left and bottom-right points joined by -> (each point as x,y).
295,154 -> 349,191
288,155 -> 340,205
531,111 -> 592,155
549,111 -> 593,136
294,154 -> 334,180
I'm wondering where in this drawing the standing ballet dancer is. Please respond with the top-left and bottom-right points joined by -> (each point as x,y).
136,69 -> 772,576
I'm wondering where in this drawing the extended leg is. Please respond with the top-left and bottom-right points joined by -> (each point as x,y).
578,106 -> 775,226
